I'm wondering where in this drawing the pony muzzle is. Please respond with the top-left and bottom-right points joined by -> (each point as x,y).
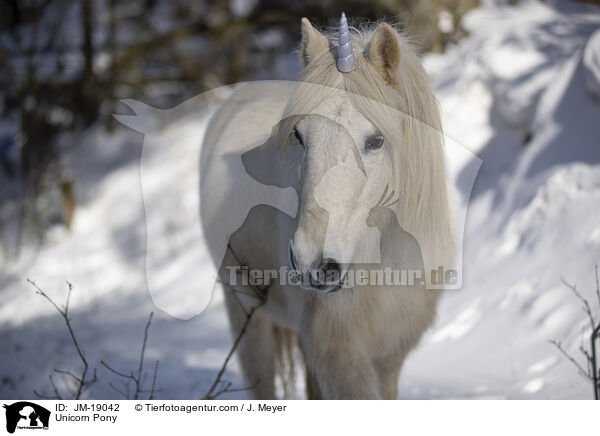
288,240 -> 347,293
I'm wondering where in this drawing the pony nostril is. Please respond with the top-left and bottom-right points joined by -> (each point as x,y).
289,243 -> 345,291
321,258 -> 342,278
309,258 -> 344,286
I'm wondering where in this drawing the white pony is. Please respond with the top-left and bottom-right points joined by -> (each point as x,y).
200,15 -> 455,399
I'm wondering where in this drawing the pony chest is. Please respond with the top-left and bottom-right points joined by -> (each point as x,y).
317,287 -> 422,343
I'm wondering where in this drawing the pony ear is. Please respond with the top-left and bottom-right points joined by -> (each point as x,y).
300,18 -> 329,66
366,23 -> 401,85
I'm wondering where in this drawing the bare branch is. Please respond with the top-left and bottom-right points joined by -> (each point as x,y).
107,382 -> 129,399
549,340 -> 592,381
100,312 -> 158,400
560,276 -> 595,331
202,297 -> 266,400
202,245 -> 269,400
27,279 -> 65,317
134,312 -> 154,400
228,284 -> 250,317
79,369 -> 98,395
48,374 -> 63,400
53,369 -> 82,384
217,379 -> 260,396
553,268 -> 600,399
595,265 -> 600,312
28,279 -> 93,399
149,360 -> 159,400
33,374 -> 63,400
64,281 -> 73,318
101,360 -> 135,380
580,346 -> 593,364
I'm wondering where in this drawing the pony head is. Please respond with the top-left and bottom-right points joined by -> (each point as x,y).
286,16 -> 455,291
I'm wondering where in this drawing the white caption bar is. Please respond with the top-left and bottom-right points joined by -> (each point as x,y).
2,400 -> 597,436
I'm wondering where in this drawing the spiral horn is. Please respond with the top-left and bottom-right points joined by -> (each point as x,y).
337,12 -> 355,73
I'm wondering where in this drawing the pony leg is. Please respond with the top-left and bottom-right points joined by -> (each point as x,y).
299,343 -> 322,399
375,363 -> 401,400
223,285 -> 277,399
300,333 -> 381,399
375,355 -> 405,400
305,368 -> 323,400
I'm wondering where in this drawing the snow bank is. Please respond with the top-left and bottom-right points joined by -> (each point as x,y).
403,0 -> 600,399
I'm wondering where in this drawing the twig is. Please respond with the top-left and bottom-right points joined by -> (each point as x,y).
560,276 -> 595,331
79,369 -> 98,395
33,374 -> 63,400
28,279 -> 93,399
53,368 -> 82,384
202,245 -> 268,400
215,379 -> 260,396
592,267 -> 600,399
202,303 -> 264,399
100,361 -> 132,379
149,360 -> 159,400
595,265 -> 600,311
549,340 -> 591,381
135,312 -> 153,400
107,381 -> 129,399
100,312 -> 158,400
552,267 -> 600,399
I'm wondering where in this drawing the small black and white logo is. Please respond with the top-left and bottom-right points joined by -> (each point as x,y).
3,402 -> 50,434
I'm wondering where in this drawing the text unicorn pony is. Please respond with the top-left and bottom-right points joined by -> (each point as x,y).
200,13 -> 455,399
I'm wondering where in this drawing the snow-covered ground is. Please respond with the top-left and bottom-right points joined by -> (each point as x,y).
1,0 -> 600,399
403,0 -> 600,399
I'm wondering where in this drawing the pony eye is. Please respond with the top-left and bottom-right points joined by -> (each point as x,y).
294,127 -> 305,147
365,134 -> 384,151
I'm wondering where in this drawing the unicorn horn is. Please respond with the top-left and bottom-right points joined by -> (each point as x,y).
337,12 -> 355,73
